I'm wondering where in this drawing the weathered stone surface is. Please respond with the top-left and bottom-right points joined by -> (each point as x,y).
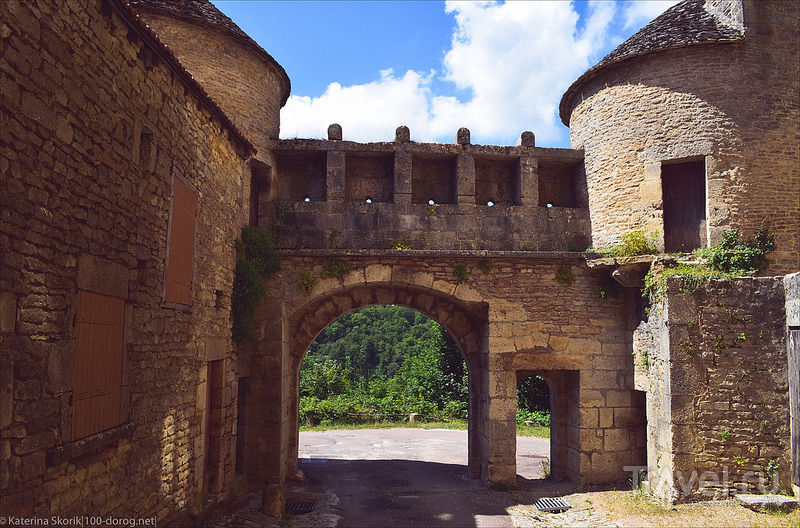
635,277 -> 792,502
1,0 -> 255,522
565,1 -> 799,273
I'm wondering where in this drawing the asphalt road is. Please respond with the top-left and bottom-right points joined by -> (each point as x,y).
293,429 -> 550,527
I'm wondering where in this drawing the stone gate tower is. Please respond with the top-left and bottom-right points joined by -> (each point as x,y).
561,0 -> 799,273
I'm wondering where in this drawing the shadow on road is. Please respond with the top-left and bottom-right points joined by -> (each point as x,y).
297,458 -> 517,527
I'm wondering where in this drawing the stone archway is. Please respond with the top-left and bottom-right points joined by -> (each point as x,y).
284,283 -> 489,481
237,277 -> 490,486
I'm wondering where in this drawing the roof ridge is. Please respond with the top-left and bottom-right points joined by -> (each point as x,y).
559,0 -> 744,125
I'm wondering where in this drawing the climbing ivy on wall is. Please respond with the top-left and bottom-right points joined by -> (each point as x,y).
232,227 -> 281,345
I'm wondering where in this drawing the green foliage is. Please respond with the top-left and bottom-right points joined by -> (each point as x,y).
516,408 -> 551,427
639,349 -> 650,368
321,259 -> 350,279
602,230 -> 658,258
231,227 -> 279,345
297,271 -> 319,295
390,237 -> 413,250
237,226 -> 281,275
299,307 -> 470,425
597,274 -> 624,300
517,376 -> 549,415
453,264 -> 470,284
698,224 -> 774,274
555,265 -> 574,285
232,260 -> 266,344
477,259 -> 493,274
642,225 -> 775,303
721,429 -> 730,441
299,356 -> 352,400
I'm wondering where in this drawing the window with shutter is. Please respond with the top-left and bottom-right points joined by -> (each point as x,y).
73,290 -> 124,441
165,176 -> 197,305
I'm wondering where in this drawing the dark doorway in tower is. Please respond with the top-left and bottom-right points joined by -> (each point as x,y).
662,159 -> 706,253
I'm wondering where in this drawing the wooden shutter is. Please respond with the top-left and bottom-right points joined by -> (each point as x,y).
165,177 -> 197,305
73,290 -> 124,440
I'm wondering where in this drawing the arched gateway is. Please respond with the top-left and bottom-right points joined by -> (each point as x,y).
286,283 -> 488,481
236,252 -> 647,487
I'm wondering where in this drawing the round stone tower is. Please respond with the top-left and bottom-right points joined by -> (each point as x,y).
560,0 -> 798,273
130,0 -> 290,162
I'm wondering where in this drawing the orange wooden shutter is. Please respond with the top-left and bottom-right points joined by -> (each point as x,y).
73,291 -> 124,440
165,177 -> 197,305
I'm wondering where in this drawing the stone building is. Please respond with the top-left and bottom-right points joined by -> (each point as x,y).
0,0 -> 797,524
561,0 -> 799,273
1,0 -> 264,523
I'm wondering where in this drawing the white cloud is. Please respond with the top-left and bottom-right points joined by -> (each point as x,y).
620,0 -> 680,30
280,0 -> 674,147
281,69 -> 435,142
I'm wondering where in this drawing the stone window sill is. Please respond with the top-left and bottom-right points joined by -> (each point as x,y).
46,421 -> 136,466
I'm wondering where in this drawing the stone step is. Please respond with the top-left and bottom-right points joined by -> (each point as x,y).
736,493 -> 798,513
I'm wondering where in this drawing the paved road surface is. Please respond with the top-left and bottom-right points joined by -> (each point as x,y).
294,429 -> 549,527
206,429 -> 551,528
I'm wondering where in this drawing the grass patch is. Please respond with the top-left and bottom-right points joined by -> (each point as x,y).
299,420 -> 550,438
300,420 -> 467,433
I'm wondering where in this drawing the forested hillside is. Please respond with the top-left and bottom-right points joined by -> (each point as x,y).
300,305 -> 549,428
308,305 -> 440,380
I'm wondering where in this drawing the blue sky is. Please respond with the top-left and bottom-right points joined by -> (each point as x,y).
211,1 -> 678,148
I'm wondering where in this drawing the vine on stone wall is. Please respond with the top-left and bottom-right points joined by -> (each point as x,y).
643,223 -> 775,303
232,227 -> 281,345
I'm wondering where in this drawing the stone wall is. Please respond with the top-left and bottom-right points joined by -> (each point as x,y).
566,1 -> 799,274
131,4 -> 288,164
634,277 -> 791,502
786,273 -> 800,496
268,137 -> 591,252
237,251 -> 646,487
1,0 -> 247,522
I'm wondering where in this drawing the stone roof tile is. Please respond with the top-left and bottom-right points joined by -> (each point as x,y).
559,0 -> 744,125
129,0 -> 291,106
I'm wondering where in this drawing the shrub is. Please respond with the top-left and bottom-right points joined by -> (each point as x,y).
643,224 -> 775,303
699,225 -> 774,274
453,264 -> 470,284
603,230 -> 658,258
321,259 -> 350,279
297,271 -> 319,295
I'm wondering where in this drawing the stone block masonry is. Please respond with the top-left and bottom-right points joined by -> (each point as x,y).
634,277 -> 792,502
237,251 -> 646,487
565,1 -> 799,274
1,0 -> 250,523
269,134 -> 590,253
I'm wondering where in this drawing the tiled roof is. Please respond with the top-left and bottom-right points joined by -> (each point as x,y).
129,0 -> 291,106
108,1 -> 255,156
559,0 -> 744,125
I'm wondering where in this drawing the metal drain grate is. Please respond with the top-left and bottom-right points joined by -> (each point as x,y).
532,497 -> 571,513
285,499 -> 317,515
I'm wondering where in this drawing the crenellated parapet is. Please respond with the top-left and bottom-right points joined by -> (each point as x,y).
263,126 -> 590,252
